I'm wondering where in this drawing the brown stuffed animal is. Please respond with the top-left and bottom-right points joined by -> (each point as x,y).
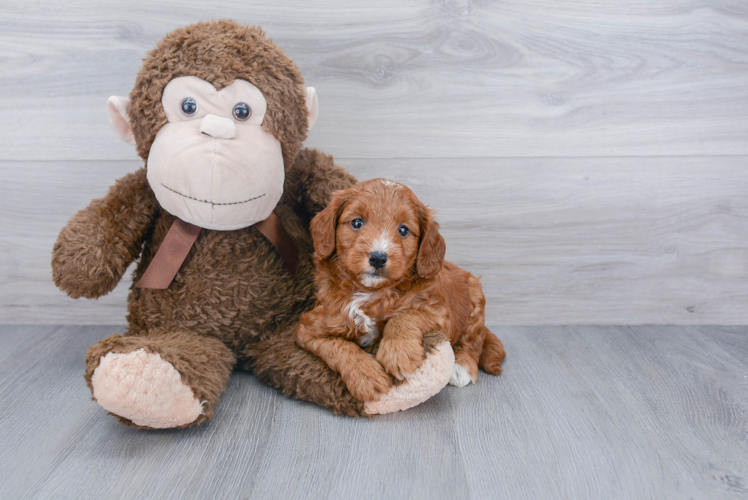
51,20 -> 454,429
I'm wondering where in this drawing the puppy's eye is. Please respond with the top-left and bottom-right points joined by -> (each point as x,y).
351,219 -> 364,230
181,97 -> 197,116
398,225 -> 409,237
232,102 -> 252,121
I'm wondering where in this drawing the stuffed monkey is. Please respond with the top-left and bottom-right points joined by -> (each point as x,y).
51,20 -> 454,429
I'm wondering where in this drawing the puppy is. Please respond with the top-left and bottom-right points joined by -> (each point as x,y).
295,179 -> 505,402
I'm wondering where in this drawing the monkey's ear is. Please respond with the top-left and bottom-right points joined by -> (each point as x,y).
305,87 -> 319,129
106,96 -> 136,146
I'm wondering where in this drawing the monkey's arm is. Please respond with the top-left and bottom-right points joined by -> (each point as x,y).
52,168 -> 158,299
283,148 -> 357,216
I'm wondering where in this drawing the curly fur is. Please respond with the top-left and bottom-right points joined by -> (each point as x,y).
52,21 -> 445,427
84,329 -> 236,428
296,180 -> 505,399
52,168 -> 158,299
129,20 -> 308,169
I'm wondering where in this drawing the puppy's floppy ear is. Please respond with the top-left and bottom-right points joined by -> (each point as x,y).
416,202 -> 446,279
311,190 -> 350,261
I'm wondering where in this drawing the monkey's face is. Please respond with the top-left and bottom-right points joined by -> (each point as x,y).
146,76 -> 284,230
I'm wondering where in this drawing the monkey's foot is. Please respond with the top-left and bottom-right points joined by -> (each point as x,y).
364,339 -> 454,415
91,349 -> 203,428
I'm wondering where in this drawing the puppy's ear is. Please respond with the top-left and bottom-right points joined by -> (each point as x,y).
416,203 -> 446,279
311,190 -> 349,261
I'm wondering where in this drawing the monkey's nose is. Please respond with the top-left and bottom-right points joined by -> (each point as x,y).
200,114 -> 237,140
369,251 -> 388,269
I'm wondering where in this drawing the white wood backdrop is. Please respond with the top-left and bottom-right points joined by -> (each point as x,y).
1,0 -> 748,324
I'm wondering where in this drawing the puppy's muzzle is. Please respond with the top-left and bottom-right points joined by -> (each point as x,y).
368,251 -> 388,270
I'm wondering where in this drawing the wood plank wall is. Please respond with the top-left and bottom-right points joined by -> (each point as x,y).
2,0 -> 747,324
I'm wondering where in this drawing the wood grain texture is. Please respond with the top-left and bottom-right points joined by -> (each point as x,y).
0,0 -> 747,160
0,325 -> 745,499
2,1 -> 748,324
4,156 -> 748,325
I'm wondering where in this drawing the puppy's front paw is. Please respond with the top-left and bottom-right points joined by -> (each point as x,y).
376,337 -> 425,380
449,362 -> 475,387
343,357 -> 392,402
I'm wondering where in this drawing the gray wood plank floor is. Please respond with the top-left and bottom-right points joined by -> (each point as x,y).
1,325 -> 746,499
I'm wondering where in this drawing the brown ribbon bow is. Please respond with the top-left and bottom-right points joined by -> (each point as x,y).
136,212 -> 298,289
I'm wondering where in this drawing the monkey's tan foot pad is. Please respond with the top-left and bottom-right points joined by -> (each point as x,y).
91,349 -> 203,428
364,341 -> 455,415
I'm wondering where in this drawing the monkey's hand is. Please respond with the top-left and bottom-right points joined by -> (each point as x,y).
283,148 -> 357,216
52,168 -> 158,299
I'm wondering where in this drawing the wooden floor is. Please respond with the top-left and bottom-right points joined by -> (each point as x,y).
1,325 -> 746,499
2,2 -> 747,498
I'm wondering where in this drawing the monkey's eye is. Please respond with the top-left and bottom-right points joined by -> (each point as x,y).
351,219 -> 364,230
398,225 -> 410,237
233,102 -> 252,121
181,97 -> 197,116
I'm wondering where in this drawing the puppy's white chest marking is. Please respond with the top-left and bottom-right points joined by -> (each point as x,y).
346,293 -> 380,347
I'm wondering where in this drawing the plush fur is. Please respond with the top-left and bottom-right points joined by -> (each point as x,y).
52,21 -> 446,427
363,333 -> 454,414
296,179 -> 505,400
91,349 -> 206,428
129,20 -> 308,169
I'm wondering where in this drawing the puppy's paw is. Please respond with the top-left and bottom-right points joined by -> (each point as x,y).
376,337 -> 426,380
343,357 -> 392,402
448,362 -> 476,387
480,356 -> 504,376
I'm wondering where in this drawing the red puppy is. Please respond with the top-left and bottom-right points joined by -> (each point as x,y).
296,179 -> 505,402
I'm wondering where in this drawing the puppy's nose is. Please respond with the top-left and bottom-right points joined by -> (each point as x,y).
369,251 -> 388,269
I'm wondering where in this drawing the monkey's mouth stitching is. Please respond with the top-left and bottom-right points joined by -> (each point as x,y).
161,184 -> 266,206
